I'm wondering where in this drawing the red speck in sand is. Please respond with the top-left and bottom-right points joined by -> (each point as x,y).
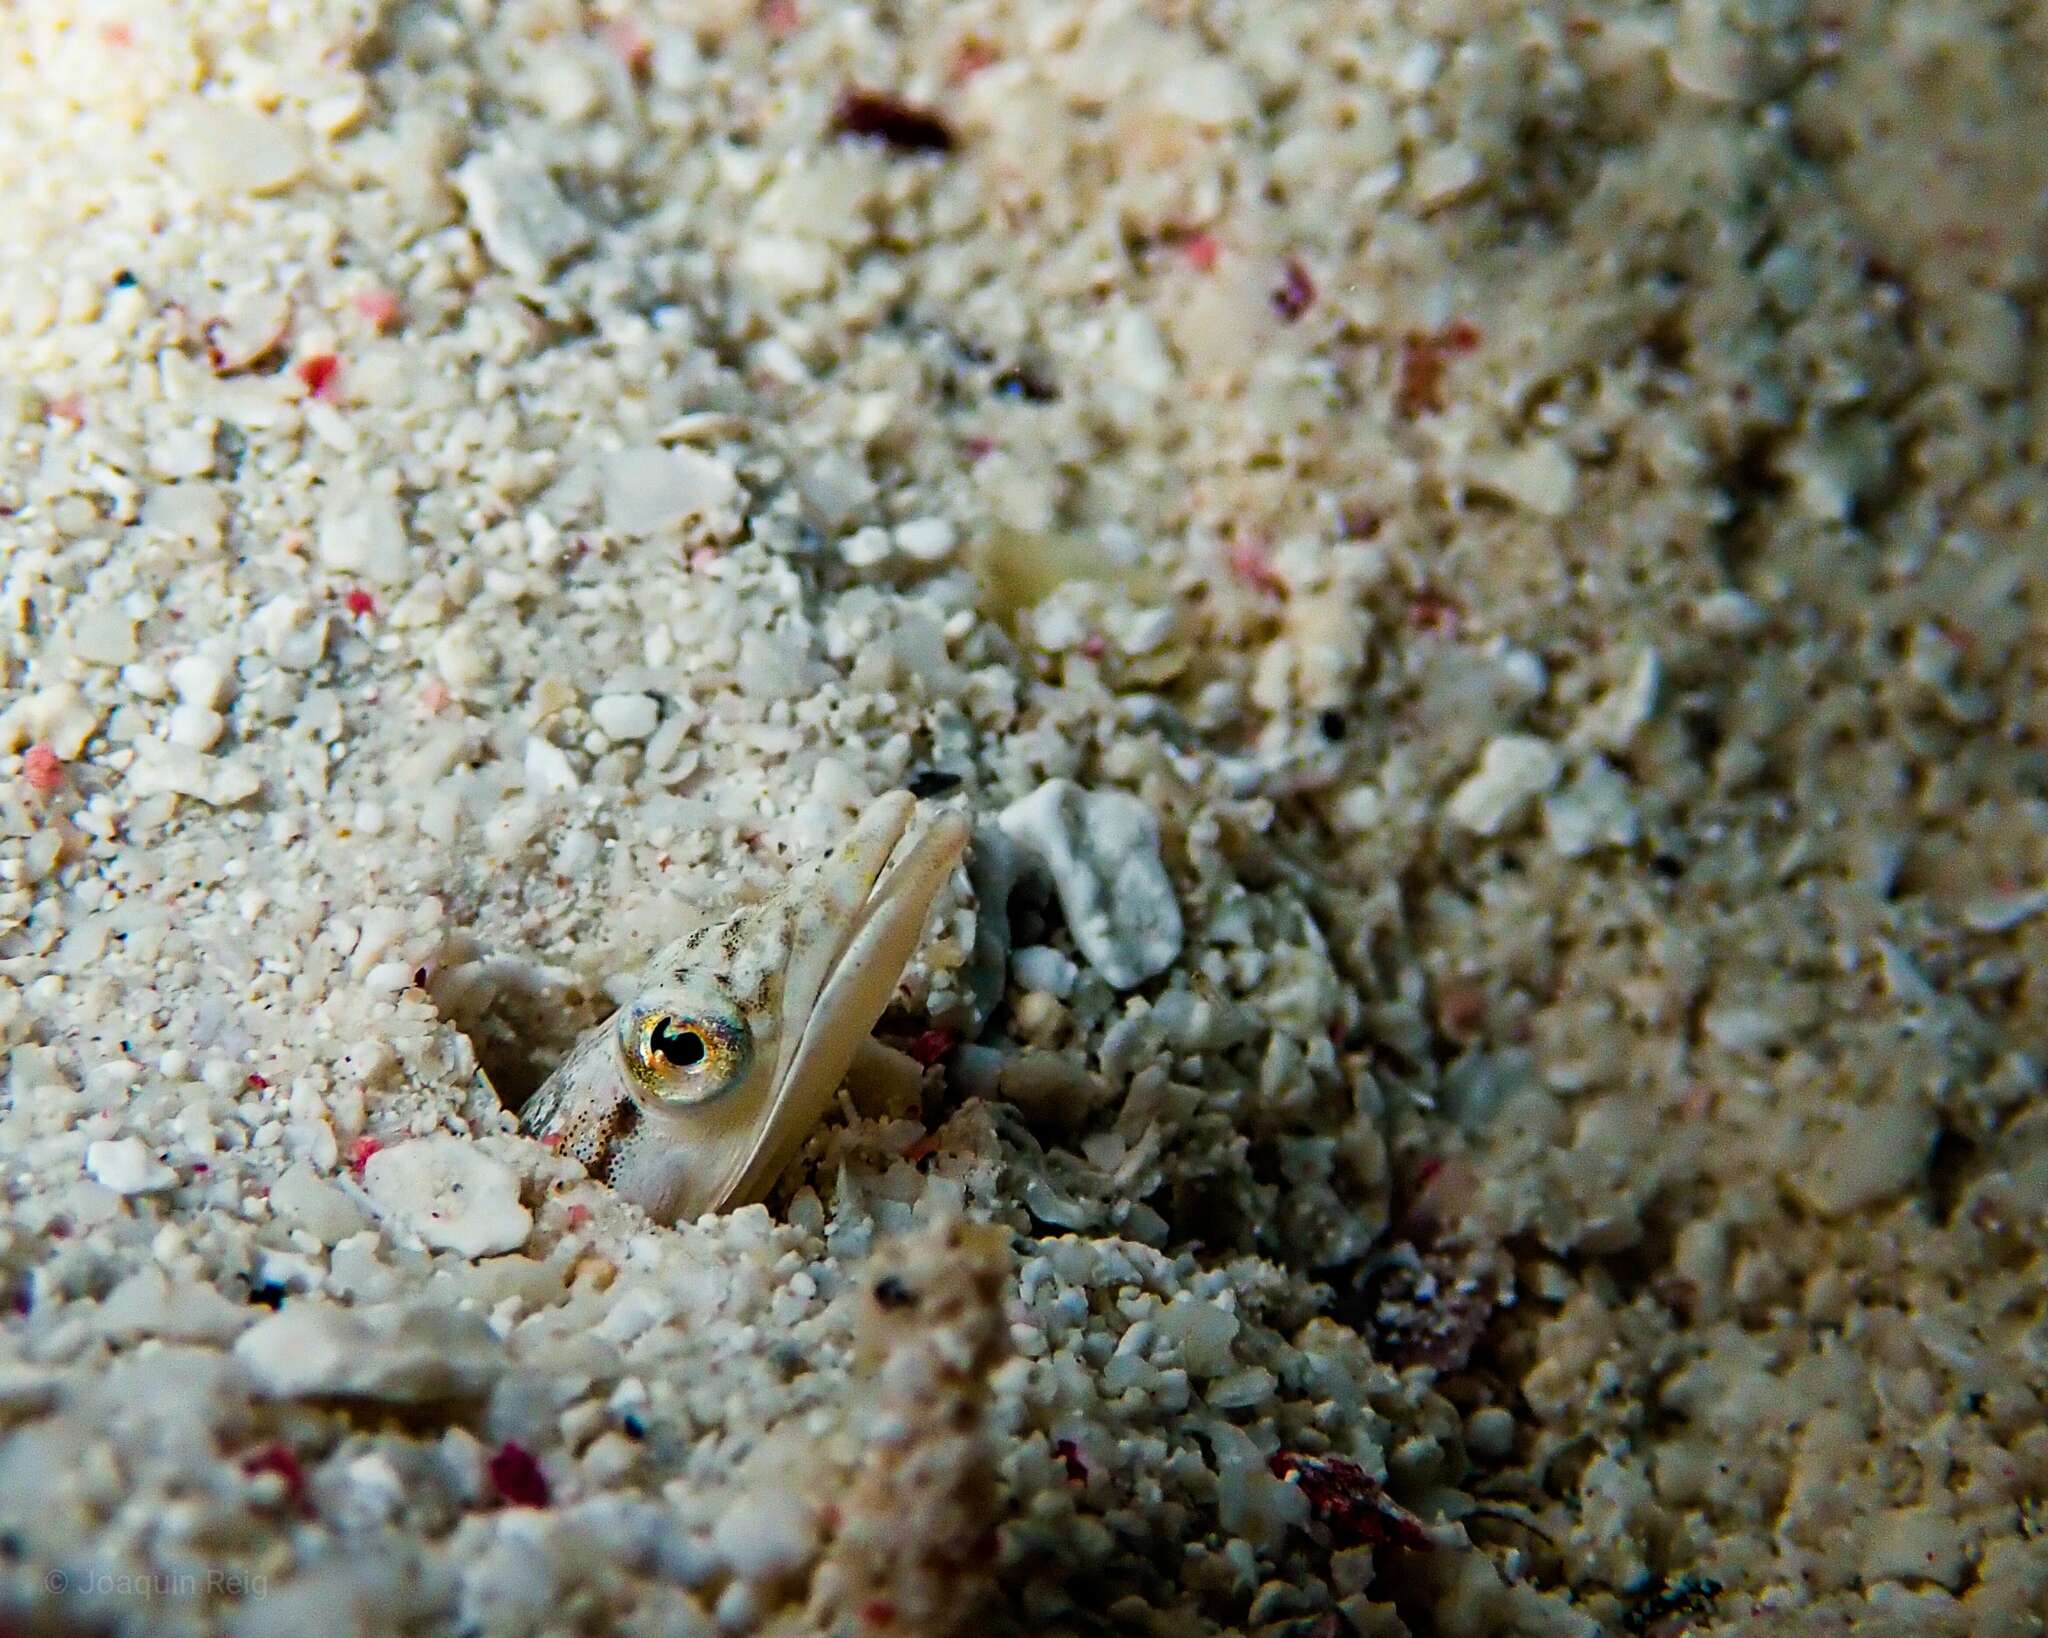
243,1446 -> 309,1512
1180,232 -> 1221,273
295,353 -> 341,400
1077,632 -> 1108,659
1434,982 -> 1486,1041
948,37 -> 999,82
347,1135 -> 382,1176
565,1203 -> 591,1228
1395,320 -> 1481,418
419,678 -> 452,713
343,587 -> 376,618
759,0 -> 799,40
488,1442 -> 551,1508
100,21 -> 134,46
1269,1452 -> 1435,1551
1225,533 -> 1285,596
22,744 -> 63,794
46,393 -> 86,426
1407,592 -> 1461,636
830,89 -> 957,154
540,1132 -> 564,1151
906,1028 -> 957,1068
859,1602 -> 897,1628
601,19 -> 653,72
352,289 -> 401,332
246,1073 -> 268,1090
1272,257 -> 1316,321
963,434 -> 997,462
242,1443 -> 310,1512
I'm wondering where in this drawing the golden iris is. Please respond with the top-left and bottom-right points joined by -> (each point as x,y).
625,1006 -> 752,1103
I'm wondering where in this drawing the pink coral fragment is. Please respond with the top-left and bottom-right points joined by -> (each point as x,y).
1225,533 -> 1285,597
22,743 -> 63,794
488,1442 -> 550,1508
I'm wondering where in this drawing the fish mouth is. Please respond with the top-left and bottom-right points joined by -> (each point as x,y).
835,792 -> 969,965
797,789 -> 970,1062
726,792 -> 969,1203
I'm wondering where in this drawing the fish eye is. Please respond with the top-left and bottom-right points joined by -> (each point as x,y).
623,1005 -> 752,1105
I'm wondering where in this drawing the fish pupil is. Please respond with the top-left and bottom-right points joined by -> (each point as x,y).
650,1019 -> 707,1068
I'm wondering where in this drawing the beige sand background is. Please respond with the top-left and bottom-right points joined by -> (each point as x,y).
1,1 -> 2043,1633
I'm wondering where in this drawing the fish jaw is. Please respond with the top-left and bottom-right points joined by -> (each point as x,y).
718,797 -> 969,1207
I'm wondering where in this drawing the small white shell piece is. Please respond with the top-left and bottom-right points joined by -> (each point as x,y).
998,778 -> 1183,990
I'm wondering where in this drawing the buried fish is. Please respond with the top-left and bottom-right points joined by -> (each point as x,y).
519,791 -> 969,1223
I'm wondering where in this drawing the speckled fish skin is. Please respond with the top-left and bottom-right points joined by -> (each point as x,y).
520,792 -> 969,1224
